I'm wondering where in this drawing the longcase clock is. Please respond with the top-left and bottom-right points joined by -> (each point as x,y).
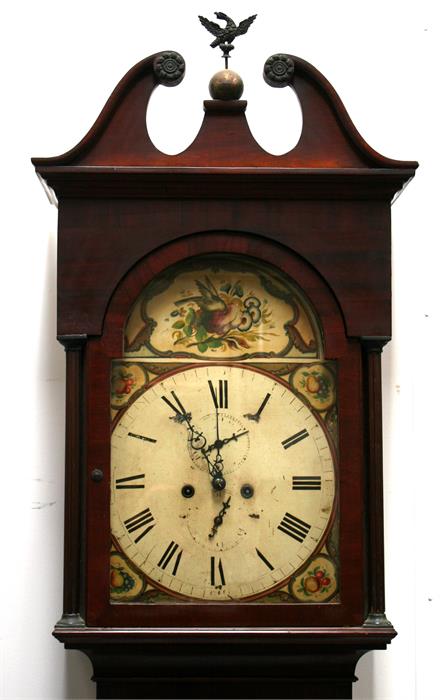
32,40 -> 417,700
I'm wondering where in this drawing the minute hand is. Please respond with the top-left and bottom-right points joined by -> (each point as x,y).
205,430 -> 249,454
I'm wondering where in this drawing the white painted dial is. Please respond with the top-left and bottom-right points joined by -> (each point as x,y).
111,364 -> 336,601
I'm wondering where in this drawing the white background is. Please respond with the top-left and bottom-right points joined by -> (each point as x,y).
1,1 -> 438,698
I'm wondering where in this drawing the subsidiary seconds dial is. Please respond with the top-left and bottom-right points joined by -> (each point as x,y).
111,364 -> 336,601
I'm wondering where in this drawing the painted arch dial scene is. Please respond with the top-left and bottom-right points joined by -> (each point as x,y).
110,254 -> 339,604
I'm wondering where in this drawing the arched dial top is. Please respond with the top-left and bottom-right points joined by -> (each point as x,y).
111,364 -> 336,601
123,253 -> 323,361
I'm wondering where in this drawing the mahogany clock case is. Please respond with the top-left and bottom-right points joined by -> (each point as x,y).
90,233 -> 354,627
32,50 -> 417,699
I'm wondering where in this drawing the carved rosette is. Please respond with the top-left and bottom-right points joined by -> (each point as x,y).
264,53 -> 295,87
153,51 -> 185,86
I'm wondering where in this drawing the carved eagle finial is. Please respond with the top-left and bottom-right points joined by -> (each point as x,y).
198,11 -> 257,67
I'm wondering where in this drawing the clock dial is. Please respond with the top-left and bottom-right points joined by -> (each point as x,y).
111,364 -> 336,601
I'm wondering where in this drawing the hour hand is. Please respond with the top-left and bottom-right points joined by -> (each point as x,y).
161,391 -> 207,448
161,391 -> 191,425
243,392 -> 271,423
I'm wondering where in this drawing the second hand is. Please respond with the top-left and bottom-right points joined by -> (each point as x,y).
209,496 -> 231,539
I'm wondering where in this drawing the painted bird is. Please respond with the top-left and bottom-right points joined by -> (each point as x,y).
176,277 -> 226,313
176,277 -> 243,335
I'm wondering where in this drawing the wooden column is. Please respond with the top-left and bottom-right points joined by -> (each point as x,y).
56,335 -> 87,627
362,337 -> 392,626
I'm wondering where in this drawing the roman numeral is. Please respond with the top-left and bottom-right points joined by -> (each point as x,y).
128,432 -> 157,443
281,428 -> 309,450
292,476 -> 321,490
115,473 -> 145,489
208,379 -> 228,409
161,391 -> 188,420
255,548 -> 274,571
210,556 -> 226,586
157,541 -> 183,575
124,507 -> 155,543
278,513 -> 311,543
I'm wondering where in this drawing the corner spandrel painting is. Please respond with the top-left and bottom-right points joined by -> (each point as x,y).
124,255 -> 323,360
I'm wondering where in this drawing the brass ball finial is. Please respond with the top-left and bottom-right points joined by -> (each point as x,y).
199,11 -> 256,100
209,69 -> 244,101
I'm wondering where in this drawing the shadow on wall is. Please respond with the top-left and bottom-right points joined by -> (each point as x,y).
353,650 -> 375,699
65,651 -> 95,699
